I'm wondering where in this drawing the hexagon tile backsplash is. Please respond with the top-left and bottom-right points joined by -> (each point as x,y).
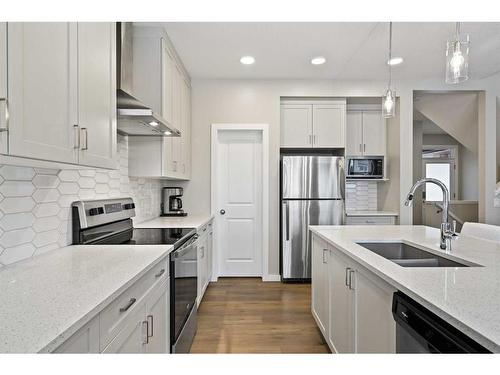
0,135 -> 165,267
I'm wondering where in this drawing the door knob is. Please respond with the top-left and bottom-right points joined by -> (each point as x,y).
220,209 -> 226,215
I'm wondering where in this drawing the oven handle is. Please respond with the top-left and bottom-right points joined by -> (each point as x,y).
174,235 -> 198,258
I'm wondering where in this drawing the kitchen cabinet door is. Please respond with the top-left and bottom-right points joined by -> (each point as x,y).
171,63 -> 183,174
197,233 -> 208,307
328,248 -> 355,353
145,279 -> 169,353
312,103 -> 346,148
77,22 -> 117,169
346,111 -> 363,156
362,111 -> 386,156
0,23 -> 7,154
311,235 -> 329,337
7,23 -> 79,163
54,316 -> 100,353
280,104 -> 313,148
207,223 -> 213,282
102,303 -> 148,353
181,77 -> 191,178
354,269 -> 396,353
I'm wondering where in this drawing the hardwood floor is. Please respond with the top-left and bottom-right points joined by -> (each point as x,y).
190,278 -> 330,353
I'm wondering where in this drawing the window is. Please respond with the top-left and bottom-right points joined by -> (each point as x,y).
425,162 -> 451,201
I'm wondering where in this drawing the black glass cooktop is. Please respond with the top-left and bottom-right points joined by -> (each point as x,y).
98,227 -> 196,248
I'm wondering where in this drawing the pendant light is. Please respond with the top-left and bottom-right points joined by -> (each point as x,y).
382,22 -> 396,118
445,22 -> 470,84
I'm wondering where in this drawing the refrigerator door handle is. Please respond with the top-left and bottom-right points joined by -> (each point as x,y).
283,201 -> 290,241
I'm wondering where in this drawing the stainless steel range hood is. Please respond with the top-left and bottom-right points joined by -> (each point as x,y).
116,23 -> 180,137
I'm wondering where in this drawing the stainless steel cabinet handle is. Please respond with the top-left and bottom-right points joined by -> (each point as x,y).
80,127 -> 88,150
363,144 -> 366,152
119,297 -> 136,312
147,315 -> 154,338
73,125 -> 80,149
322,249 -> 328,264
359,144 -> 362,153
142,320 -> 149,344
0,98 -> 8,132
155,268 -> 165,278
345,267 -> 351,287
313,135 -> 316,144
348,269 -> 355,290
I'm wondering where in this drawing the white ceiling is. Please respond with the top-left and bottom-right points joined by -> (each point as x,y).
157,22 -> 500,80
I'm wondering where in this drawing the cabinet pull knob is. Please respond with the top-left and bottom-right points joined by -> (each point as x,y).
119,297 -> 136,312
322,249 -> 328,264
147,315 -> 154,338
155,269 -> 165,278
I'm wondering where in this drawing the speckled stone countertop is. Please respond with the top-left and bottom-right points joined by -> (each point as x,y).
135,215 -> 214,230
345,210 -> 399,217
310,225 -> 500,352
0,244 -> 172,353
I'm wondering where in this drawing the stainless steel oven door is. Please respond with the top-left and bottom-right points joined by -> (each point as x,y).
170,235 -> 198,352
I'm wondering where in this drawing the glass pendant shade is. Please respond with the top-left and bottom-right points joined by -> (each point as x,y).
445,31 -> 470,84
382,88 -> 396,118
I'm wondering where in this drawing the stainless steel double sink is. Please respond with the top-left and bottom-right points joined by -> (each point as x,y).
356,242 -> 477,268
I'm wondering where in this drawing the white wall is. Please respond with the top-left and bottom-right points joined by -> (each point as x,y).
184,79 -> 396,276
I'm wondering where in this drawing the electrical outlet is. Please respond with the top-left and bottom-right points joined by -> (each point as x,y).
494,198 -> 500,208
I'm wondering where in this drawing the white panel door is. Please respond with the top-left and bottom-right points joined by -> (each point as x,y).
216,129 -> 263,276
7,22 -> 78,163
346,111 -> 363,156
312,104 -> 346,148
77,22 -> 117,169
280,104 -> 312,148
0,23 -> 7,154
362,111 -> 386,156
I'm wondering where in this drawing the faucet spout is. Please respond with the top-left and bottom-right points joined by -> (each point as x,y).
404,178 -> 455,250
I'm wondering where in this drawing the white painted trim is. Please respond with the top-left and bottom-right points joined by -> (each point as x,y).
262,274 -> 281,282
211,123 -> 271,282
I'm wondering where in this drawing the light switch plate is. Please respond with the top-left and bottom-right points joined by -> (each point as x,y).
494,198 -> 500,208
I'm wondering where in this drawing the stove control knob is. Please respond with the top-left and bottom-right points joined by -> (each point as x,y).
123,203 -> 135,210
88,207 -> 104,216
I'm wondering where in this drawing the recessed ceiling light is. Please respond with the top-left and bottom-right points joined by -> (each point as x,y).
387,57 -> 404,66
164,131 -> 172,135
149,121 -> 159,127
240,56 -> 255,65
311,56 -> 326,65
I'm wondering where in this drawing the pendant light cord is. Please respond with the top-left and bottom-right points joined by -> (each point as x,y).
388,22 -> 393,87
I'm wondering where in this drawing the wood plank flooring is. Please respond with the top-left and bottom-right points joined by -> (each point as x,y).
190,278 -> 330,353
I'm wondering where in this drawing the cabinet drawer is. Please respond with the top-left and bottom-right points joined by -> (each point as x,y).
99,257 -> 168,350
346,216 -> 395,225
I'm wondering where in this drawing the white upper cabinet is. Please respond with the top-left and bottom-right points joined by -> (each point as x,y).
77,22 -> 117,169
129,26 -> 191,180
280,100 -> 346,148
346,110 -> 386,157
7,23 -> 79,164
0,23 -> 8,154
312,103 -> 346,148
3,22 -> 117,169
281,104 -> 313,148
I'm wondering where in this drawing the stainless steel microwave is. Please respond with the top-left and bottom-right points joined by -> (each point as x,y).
346,157 -> 384,179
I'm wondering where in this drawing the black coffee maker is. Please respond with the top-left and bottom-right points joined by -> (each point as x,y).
161,187 -> 188,216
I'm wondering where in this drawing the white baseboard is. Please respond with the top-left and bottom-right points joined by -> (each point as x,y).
262,274 -> 281,282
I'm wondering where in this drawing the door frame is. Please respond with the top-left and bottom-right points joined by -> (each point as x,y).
210,123 -> 270,281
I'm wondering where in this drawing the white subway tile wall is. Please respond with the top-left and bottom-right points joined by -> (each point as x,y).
345,181 -> 378,211
0,135 -> 164,266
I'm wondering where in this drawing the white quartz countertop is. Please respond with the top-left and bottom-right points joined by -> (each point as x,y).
135,215 -> 214,230
0,244 -> 173,353
346,210 -> 399,217
309,225 -> 500,352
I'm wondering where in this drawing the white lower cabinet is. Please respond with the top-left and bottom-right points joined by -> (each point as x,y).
346,216 -> 396,225
311,233 -> 396,353
311,235 -> 329,336
54,258 -> 170,354
54,316 -> 100,353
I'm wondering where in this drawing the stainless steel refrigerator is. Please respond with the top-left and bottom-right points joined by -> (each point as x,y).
280,155 -> 345,281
